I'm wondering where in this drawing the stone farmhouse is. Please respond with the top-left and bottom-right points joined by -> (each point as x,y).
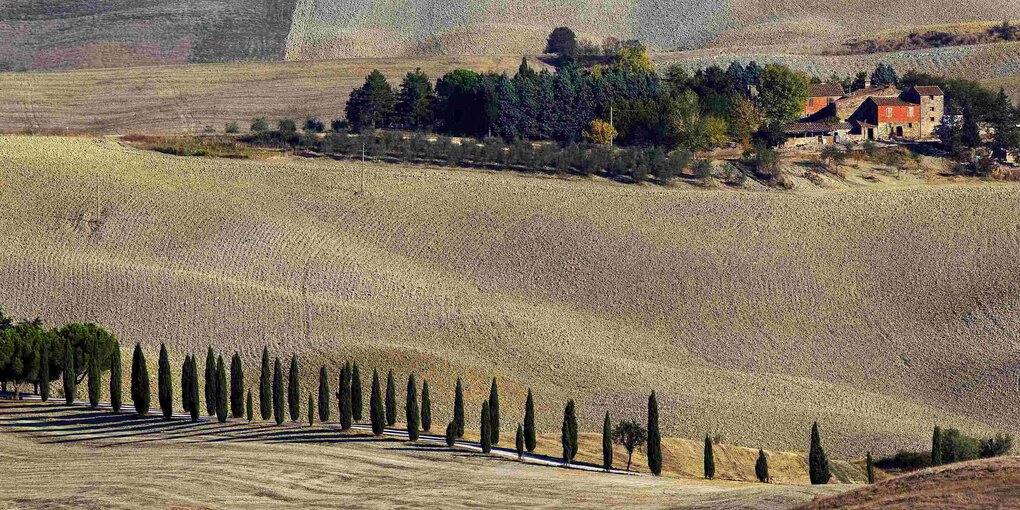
785,80 -> 944,147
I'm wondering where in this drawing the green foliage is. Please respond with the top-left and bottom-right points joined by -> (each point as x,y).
453,377 -> 465,437
480,401 -> 492,454
420,380 -> 432,432
396,69 -> 437,130
215,355 -> 227,423
205,346 -> 216,416
251,117 -> 270,133
288,356 -> 300,422
307,394 -> 314,426
304,117 -> 325,133
338,361 -> 352,429
647,391 -> 661,475
370,369 -> 385,435
230,353 -> 244,418
351,362 -> 363,422
545,27 -> 578,56
225,121 -> 239,134
158,343 -> 172,419
130,343 -> 150,416
109,342 -> 121,412
940,427 -> 981,463
870,63 -> 899,87
524,388 -> 536,453
246,390 -> 253,421
445,422 -> 456,447
602,412 -> 613,472
39,340 -> 50,402
63,340 -> 75,404
346,70 -> 396,132
865,451 -> 875,484
406,373 -> 419,442
488,378 -> 500,445
182,355 -> 199,422
758,64 -> 809,124
979,433 -> 1013,458
56,323 -> 118,384
318,365 -> 330,423
704,435 -> 716,479
561,400 -> 578,464
87,348 -> 100,408
756,449 -> 770,483
259,346 -> 271,420
932,426 -> 943,466
385,369 -> 397,426
613,419 -> 647,472
516,424 -> 525,461
877,450 -> 931,471
809,422 -> 831,485
272,358 -> 284,425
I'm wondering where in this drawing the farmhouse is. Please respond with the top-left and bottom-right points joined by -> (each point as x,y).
786,81 -> 944,146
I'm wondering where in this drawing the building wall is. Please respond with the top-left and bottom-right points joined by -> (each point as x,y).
805,95 -> 841,116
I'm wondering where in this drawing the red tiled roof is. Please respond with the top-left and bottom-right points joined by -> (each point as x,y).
911,85 -> 944,96
808,83 -> 845,97
785,121 -> 852,134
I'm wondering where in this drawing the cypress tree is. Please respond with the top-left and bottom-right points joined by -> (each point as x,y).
524,388 -> 536,452
246,389 -> 253,421
488,378 -> 500,445
87,350 -> 101,408
420,380 -> 432,432
39,341 -> 50,402
158,343 -> 173,420
445,422 -> 456,447
406,374 -> 419,442
272,358 -> 284,425
808,421 -> 831,485
866,451 -> 875,484
756,449 -> 769,483
480,401 -> 492,454
385,369 -> 397,426
130,343 -> 150,416
181,355 -> 193,416
516,424 -> 525,461
351,362 -> 363,422
561,400 -> 577,464
288,356 -> 300,422
453,377 -> 465,437
230,352 -> 244,418
204,346 -> 216,416
62,340 -> 75,405
602,411 -> 613,472
704,435 -> 715,479
215,355 -> 228,422
339,361 -> 353,430
189,355 -> 201,422
370,368 -> 385,435
259,346 -> 272,420
931,425 -> 943,467
318,365 -> 330,423
647,391 -> 662,475
109,342 -> 122,413
308,394 -> 314,426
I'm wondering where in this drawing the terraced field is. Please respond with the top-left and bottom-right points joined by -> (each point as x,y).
1,136 -> 1018,459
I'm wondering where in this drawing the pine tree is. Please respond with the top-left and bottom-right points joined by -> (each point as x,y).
453,377 -> 465,437
808,421 -> 831,485
516,424 -> 525,460
215,355 -> 228,422
230,352 -> 244,418
39,341 -> 50,402
307,394 -> 314,426
288,356 -> 300,422
318,365 -> 330,423
130,343 -> 150,416
488,378 -> 500,445
246,389 -> 253,421
204,346 -> 216,416
109,342 -> 122,412
561,400 -> 578,464
480,401 -> 492,454
647,391 -> 662,475
524,388 -> 536,452
370,368 -> 385,435
63,341 -> 75,405
866,451 -> 875,484
158,343 -> 173,420
272,358 -> 284,425
931,425 -> 943,467
420,380 -> 432,432
385,369 -> 397,426
259,347 -> 272,420
87,350 -> 101,408
181,355 -> 193,417
351,362 -> 363,422
704,435 -> 715,479
445,422 -> 456,447
602,411 -> 613,472
339,361 -> 353,430
756,449 -> 769,483
405,374 -> 420,441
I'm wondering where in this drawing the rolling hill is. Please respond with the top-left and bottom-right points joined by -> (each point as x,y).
1,135 -> 1018,458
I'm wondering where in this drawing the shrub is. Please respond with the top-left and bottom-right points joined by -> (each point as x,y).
876,450 -> 930,471
225,122 -> 239,134
251,117 -> 270,133
304,117 -> 325,133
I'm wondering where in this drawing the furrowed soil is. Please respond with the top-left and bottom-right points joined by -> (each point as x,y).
1,135 -> 1018,461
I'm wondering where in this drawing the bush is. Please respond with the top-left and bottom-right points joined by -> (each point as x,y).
225,122 -> 239,134
876,450 -> 930,471
251,117 -> 270,133
304,117 -> 325,133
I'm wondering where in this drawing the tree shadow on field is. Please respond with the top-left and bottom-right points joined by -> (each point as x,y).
203,427 -> 404,446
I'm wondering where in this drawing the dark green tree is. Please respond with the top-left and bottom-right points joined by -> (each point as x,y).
370,368 -> 385,435
870,63 -> 899,87
259,346 -> 272,420
158,343 -> 173,420
488,378 -> 500,445
561,400 -> 578,464
385,369 -> 397,426
87,348 -> 100,408
288,356 -> 300,422
109,342 -> 122,412
345,70 -> 396,131
962,103 -> 981,150
230,352 -> 244,418
647,391 -> 662,475
181,355 -> 193,417
215,355 -> 228,422
453,377 -> 465,437
480,401 -> 492,454
545,27 -> 578,57
420,380 -> 432,432
613,420 -> 647,472
246,389 -> 253,421
339,361 -> 353,430
704,435 -> 716,479
445,422 -> 456,447
63,341 -> 75,404
406,374 -> 420,441
809,421 -> 831,485
516,424 -> 525,461
308,394 -> 314,426
183,355 -> 199,422
130,343 -> 150,416
204,346 -> 215,416
866,451 -> 875,484
602,411 -> 613,472
756,449 -> 769,483
39,340 -> 50,402
932,425 -> 944,466
351,362 -> 363,422
396,69 -> 437,130
318,365 -> 330,423
272,358 -> 284,425
524,388 -> 536,452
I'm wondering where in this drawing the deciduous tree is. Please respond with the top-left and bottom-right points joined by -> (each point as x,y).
613,420 -> 647,472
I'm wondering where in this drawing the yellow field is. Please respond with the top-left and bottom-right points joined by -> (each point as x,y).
1,136 -> 1018,461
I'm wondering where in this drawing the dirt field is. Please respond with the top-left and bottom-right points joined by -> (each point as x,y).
1,135 -> 1017,460
0,400 -> 849,509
